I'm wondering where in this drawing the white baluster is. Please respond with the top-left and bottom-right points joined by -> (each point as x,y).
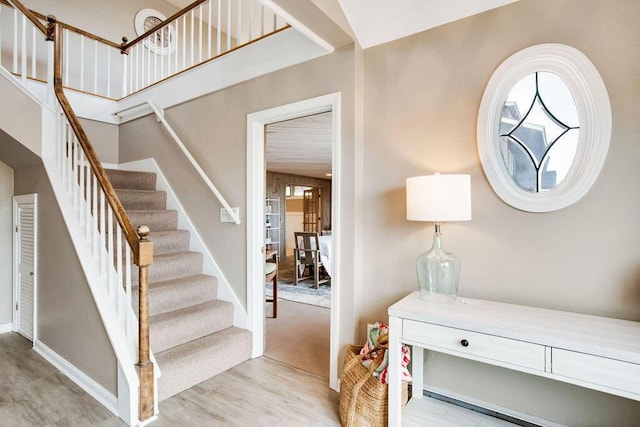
174,18 -> 179,73
107,45 -> 112,98
100,191 -> 106,277
217,0 -> 221,55
147,36 -> 151,86
227,0 -> 231,51
117,229 -> 124,313
249,0 -> 254,41
108,206 -> 114,295
73,136 -> 79,210
160,30 -> 165,79
207,0 -> 212,58
79,151 -> 85,223
125,243 -> 132,337
92,172 -> 98,260
190,10 -> 195,66
199,4 -> 203,63
153,34 -> 158,83
261,4 -> 265,36
182,15 -> 186,70
20,15 -> 26,85
273,10 -> 277,32
237,0 -> 242,46
12,9 -> 17,74
80,35 -> 85,91
93,40 -> 98,94
31,27 -> 35,78
86,172 -> 92,242
135,44 -> 140,92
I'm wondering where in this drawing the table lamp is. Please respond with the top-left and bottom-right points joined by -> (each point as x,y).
406,173 -> 471,302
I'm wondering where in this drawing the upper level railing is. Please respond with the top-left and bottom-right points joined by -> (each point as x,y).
0,0 -> 288,99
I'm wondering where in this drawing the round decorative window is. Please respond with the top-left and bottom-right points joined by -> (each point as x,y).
477,44 -> 611,212
134,9 -> 176,56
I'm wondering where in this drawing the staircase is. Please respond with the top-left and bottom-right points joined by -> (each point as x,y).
106,168 -> 252,401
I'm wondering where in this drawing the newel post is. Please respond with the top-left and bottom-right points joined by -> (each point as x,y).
136,225 -> 154,421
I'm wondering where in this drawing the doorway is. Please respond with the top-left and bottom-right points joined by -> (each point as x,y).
247,93 -> 341,390
13,193 -> 37,342
264,113 -> 332,376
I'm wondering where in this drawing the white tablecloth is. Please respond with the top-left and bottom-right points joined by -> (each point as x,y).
318,235 -> 333,277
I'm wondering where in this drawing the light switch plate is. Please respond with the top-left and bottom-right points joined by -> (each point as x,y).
220,207 -> 240,223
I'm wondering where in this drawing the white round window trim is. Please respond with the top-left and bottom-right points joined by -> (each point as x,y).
477,44 -> 611,212
134,9 -> 176,56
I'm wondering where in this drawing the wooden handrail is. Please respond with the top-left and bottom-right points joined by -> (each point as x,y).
5,1 -> 155,419
121,0 -> 209,51
5,0 -> 47,34
50,17 -> 156,422
53,23 -> 139,253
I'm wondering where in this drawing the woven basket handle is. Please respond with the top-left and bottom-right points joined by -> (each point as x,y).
345,350 -> 386,426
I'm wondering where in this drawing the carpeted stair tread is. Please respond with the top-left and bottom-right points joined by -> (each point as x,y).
115,189 -> 167,211
126,209 -> 178,232
132,251 -> 203,284
132,274 -> 218,317
105,169 -> 157,191
150,300 -> 234,353
156,327 -> 252,401
147,229 -> 190,255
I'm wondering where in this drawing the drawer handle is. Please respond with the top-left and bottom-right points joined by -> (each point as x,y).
460,339 -> 469,347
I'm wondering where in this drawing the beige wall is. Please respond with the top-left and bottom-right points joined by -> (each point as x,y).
362,0 -> 640,424
14,164 -> 117,394
119,43 -> 355,305
0,160 -> 14,326
80,118 -> 119,165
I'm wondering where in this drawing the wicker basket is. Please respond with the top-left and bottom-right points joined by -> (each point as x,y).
339,345 -> 409,427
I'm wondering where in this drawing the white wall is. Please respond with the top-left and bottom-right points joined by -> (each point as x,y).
0,160 -> 14,326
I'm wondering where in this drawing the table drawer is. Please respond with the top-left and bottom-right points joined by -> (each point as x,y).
552,349 -> 640,394
403,320 -> 546,371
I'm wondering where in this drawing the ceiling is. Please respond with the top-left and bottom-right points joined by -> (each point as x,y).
266,112 -> 332,179
336,0 -> 520,49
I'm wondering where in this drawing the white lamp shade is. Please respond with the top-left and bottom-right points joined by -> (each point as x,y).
406,174 -> 472,222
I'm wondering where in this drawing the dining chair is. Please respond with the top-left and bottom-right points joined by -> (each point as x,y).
293,232 -> 329,289
265,251 -> 278,318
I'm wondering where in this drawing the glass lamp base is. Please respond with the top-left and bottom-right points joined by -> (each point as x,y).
416,229 -> 460,303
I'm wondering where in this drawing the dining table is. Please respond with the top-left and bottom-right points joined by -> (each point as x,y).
318,234 -> 333,278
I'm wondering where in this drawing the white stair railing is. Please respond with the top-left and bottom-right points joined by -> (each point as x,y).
2,2 -> 157,424
121,0 -> 288,97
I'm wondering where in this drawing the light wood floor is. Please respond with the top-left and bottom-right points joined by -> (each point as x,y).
0,333 -> 340,426
265,299 -> 331,378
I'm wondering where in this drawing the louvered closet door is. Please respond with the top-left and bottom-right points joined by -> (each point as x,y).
16,201 -> 35,341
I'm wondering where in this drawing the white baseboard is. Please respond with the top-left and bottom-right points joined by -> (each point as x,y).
0,323 -> 13,334
33,339 -> 118,415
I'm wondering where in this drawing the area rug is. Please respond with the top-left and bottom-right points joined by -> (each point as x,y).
265,281 -> 331,309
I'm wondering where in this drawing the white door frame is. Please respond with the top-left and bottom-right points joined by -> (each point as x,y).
13,193 -> 38,342
247,92 -> 341,390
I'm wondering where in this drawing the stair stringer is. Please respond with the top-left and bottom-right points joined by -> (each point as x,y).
40,106 -> 159,426
118,158 -> 248,329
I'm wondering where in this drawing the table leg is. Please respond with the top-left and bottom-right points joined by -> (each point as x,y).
412,346 -> 423,399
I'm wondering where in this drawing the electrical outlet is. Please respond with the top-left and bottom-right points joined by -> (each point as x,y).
220,207 -> 240,223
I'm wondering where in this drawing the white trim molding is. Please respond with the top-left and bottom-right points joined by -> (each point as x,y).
477,43 -> 612,212
246,92 -> 341,391
0,323 -> 12,334
34,339 -> 118,415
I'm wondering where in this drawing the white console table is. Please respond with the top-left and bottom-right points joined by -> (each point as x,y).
388,292 -> 640,426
